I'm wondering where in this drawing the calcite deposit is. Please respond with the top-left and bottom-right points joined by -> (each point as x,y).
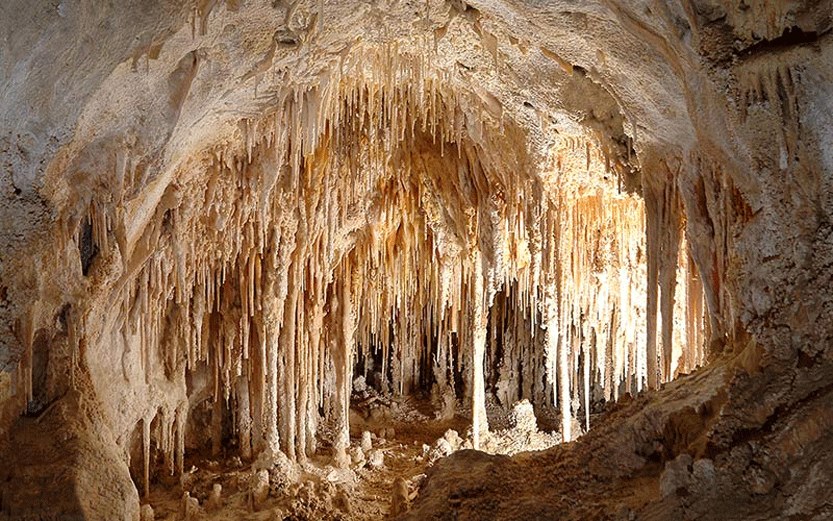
1,0 -> 832,519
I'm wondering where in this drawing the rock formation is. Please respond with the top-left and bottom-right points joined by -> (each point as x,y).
0,0 -> 831,519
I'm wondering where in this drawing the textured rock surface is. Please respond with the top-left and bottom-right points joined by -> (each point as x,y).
507,399 -> 536,432
0,0 -> 832,519
404,365 -> 833,519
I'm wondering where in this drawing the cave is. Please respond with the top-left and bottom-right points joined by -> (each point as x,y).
1,0 -> 832,520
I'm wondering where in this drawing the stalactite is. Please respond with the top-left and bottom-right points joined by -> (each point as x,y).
559,323 -> 572,442
471,250 -> 489,449
659,178 -> 683,383
142,415 -> 151,499
544,287 -> 561,430
250,316 -> 265,456
280,256 -> 299,462
263,308 -> 281,457
333,263 -> 354,468
175,403 -> 185,476
583,330 -> 591,432
236,377 -> 252,460
644,187 -> 661,389
211,393 -> 223,456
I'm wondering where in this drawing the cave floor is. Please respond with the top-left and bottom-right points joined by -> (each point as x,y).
142,394 -> 565,520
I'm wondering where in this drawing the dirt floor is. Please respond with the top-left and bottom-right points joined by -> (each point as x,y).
140,389 -> 565,521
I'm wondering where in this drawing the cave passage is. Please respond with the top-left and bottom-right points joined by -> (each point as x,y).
47,50 -> 707,503
4,0 -> 833,518
1,35 -> 710,521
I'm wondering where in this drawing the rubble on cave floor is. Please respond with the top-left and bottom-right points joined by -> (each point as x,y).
140,389 -> 566,521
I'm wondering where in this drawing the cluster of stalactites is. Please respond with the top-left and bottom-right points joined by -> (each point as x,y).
32,43 -> 520,468
12,42 -> 708,482
544,185 -> 705,438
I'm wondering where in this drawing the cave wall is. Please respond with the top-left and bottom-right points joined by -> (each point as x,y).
1,0 -> 832,518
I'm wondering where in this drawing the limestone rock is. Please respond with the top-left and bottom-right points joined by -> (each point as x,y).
181,492 -> 201,521
367,449 -> 385,469
443,429 -> 463,451
251,469 -> 270,508
428,438 -> 454,462
660,454 -> 693,497
350,445 -> 366,467
361,430 -> 373,453
139,504 -> 154,521
390,476 -> 411,517
267,451 -> 299,493
205,483 -> 222,512
334,484 -> 352,514
508,400 -> 537,433
432,384 -> 457,421
352,376 -> 367,394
